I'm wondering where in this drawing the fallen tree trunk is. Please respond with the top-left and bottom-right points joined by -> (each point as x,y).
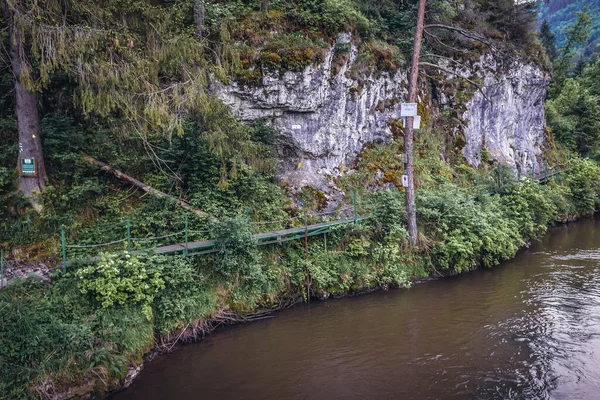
82,154 -> 207,217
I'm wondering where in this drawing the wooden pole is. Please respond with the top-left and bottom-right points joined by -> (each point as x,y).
405,0 -> 427,246
352,191 -> 357,223
184,213 -> 189,257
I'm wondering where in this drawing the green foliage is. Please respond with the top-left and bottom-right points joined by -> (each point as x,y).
540,19 -> 558,60
153,257 -> 218,334
0,275 -> 153,399
370,242 -> 412,287
76,252 -> 165,320
371,189 -> 408,243
209,217 -> 277,309
490,164 -> 517,195
565,158 -> 600,213
260,33 -> 326,71
546,79 -> 600,156
210,217 -> 259,278
501,180 -> 558,239
279,0 -> 372,35
539,1 -> 600,58
549,8 -> 594,96
417,187 -> 520,273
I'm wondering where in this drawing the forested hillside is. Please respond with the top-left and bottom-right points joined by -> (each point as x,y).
2,1 -> 600,399
538,0 -> 600,58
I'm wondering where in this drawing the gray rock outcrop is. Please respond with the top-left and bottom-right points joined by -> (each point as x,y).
213,36 -> 549,194
454,56 -> 550,173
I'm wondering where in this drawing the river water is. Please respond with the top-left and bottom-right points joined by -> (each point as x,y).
113,218 -> 600,400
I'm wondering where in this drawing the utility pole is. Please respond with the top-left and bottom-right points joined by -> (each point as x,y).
405,0 -> 426,246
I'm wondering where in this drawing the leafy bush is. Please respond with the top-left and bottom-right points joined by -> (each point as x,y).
209,217 -> 275,309
501,180 -> 558,239
152,257 -> 218,334
418,186 -> 522,273
565,158 -> 600,214
76,251 -> 165,320
371,189 -> 408,243
489,163 -> 517,194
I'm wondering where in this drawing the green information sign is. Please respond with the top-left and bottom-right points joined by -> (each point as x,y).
21,158 -> 36,176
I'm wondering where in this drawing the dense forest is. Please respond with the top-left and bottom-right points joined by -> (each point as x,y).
538,0 -> 600,59
1,1 -> 600,398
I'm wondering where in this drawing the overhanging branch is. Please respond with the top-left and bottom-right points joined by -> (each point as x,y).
424,24 -> 494,50
419,62 -> 492,104
423,30 -> 468,54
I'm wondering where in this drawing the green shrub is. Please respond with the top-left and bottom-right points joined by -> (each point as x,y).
76,251 -> 165,320
418,186 -> 522,273
501,180 -> 558,239
372,189 -> 408,243
489,163 -> 517,194
152,257 -> 218,334
565,158 -> 600,214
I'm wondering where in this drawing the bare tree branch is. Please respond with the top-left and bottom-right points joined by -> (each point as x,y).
424,24 -> 494,49
423,29 -> 468,54
423,53 -> 473,70
419,62 -> 492,104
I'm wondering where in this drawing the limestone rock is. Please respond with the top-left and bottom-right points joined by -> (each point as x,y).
213,37 -> 549,195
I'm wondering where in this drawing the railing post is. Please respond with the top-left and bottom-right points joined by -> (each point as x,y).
184,213 -> 189,257
352,191 -> 357,223
61,225 -> 67,273
302,198 -> 308,259
126,220 -> 132,251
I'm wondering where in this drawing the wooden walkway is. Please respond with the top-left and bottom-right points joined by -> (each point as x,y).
153,218 -> 364,256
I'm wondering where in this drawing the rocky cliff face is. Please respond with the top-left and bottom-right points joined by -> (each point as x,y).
213,36 -> 549,195
450,56 -> 551,173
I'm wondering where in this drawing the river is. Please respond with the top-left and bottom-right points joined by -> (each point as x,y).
112,218 -> 600,399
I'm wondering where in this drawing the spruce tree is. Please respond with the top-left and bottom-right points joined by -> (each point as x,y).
540,19 -> 558,61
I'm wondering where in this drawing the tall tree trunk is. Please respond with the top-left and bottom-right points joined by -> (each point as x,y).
261,0 -> 270,12
7,12 -> 47,212
405,0 -> 426,245
194,0 -> 205,39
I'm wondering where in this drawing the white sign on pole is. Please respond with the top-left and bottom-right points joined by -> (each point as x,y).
413,115 -> 421,129
402,175 -> 409,188
291,124 -> 302,130
400,103 -> 418,117
401,115 -> 421,129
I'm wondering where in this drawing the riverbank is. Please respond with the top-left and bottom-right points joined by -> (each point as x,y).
2,159 -> 600,399
109,216 -> 597,400
111,217 -> 600,400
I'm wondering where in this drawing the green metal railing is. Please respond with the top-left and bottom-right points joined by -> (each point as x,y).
57,199 -> 361,270
0,164 -> 567,280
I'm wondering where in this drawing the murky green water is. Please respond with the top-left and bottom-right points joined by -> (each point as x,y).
113,218 -> 600,399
